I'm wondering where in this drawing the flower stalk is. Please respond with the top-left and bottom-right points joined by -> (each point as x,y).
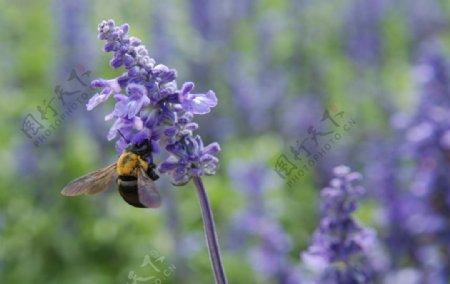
193,176 -> 228,284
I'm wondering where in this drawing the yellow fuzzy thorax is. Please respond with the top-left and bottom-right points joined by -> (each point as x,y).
117,152 -> 149,177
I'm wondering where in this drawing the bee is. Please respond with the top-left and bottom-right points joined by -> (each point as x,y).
61,139 -> 161,208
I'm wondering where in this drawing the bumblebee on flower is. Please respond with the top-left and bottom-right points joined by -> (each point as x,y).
87,19 -> 220,184
62,19 -> 228,284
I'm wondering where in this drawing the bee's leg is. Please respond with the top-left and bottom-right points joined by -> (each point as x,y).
147,163 -> 160,181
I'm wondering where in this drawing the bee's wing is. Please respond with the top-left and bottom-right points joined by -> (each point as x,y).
137,167 -> 161,208
61,163 -> 117,196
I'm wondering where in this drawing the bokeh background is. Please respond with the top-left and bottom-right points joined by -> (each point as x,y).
1,0 -> 450,283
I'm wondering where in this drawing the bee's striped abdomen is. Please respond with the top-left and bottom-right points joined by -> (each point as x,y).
116,176 -> 146,208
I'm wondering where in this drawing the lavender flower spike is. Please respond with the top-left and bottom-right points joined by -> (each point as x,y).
302,166 -> 375,284
89,19 -> 227,283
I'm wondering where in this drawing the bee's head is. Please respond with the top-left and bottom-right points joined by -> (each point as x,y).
126,139 -> 153,158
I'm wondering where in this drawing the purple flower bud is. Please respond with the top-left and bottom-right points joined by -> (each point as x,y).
104,41 -> 118,52
130,36 -> 141,46
120,23 -> 129,33
123,54 -> 135,68
117,73 -> 130,88
202,142 -> 221,156
110,56 -> 123,69
185,122 -> 198,131
86,88 -> 113,111
128,66 -> 139,77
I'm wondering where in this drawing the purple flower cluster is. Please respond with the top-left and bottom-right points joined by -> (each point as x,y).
87,19 -> 220,185
302,165 -> 375,284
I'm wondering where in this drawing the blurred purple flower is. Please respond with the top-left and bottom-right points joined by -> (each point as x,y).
302,165 -> 375,284
364,138 -> 413,260
247,218 -> 296,282
403,0 -> 447,42
344,0 -> 385,67
227,161 -> 301,282
55,0 -> 92,71
406,47 -> 450,233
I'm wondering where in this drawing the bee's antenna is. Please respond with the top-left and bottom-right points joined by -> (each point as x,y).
117,130 -> 130,144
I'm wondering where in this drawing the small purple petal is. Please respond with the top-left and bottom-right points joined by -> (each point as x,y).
159,160 -> 180,172
105,98 -> 128,120
189,168 -> 203,176
160,105 -> 176,123
185,123 -> 198,131
151,140 -> 159,153
200,154 -> 219,163
173,167 -> 190,183
202,142 -> 221,155
194,135 -> 204,150
86,89 -> 112,111
91,79 -> 122,93
115,138 -> 128,154
178,113 -> 193,124
107,119 -> 125,140
180,82 -> 194,95
180,89 -> 218,115
131,129 -> 151,145
126,95 -> 149,118
127,83 -> 148,97
133,117 -> 143,130
164,126 -> 177,137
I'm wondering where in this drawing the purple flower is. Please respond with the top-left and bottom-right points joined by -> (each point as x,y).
159,135 -> 220,185
86,79 -> 121,111
229,210 -> 297,282
179,82 -> 217,114
392,46 -> 450,283
227,161 -> 301,282
302,165 -> 376,284
344,0 -> 385,67
88,19 -> 220,183
247,218 -> 292,279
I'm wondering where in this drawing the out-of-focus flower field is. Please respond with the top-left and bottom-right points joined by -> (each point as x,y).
1,0 -> 450,283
